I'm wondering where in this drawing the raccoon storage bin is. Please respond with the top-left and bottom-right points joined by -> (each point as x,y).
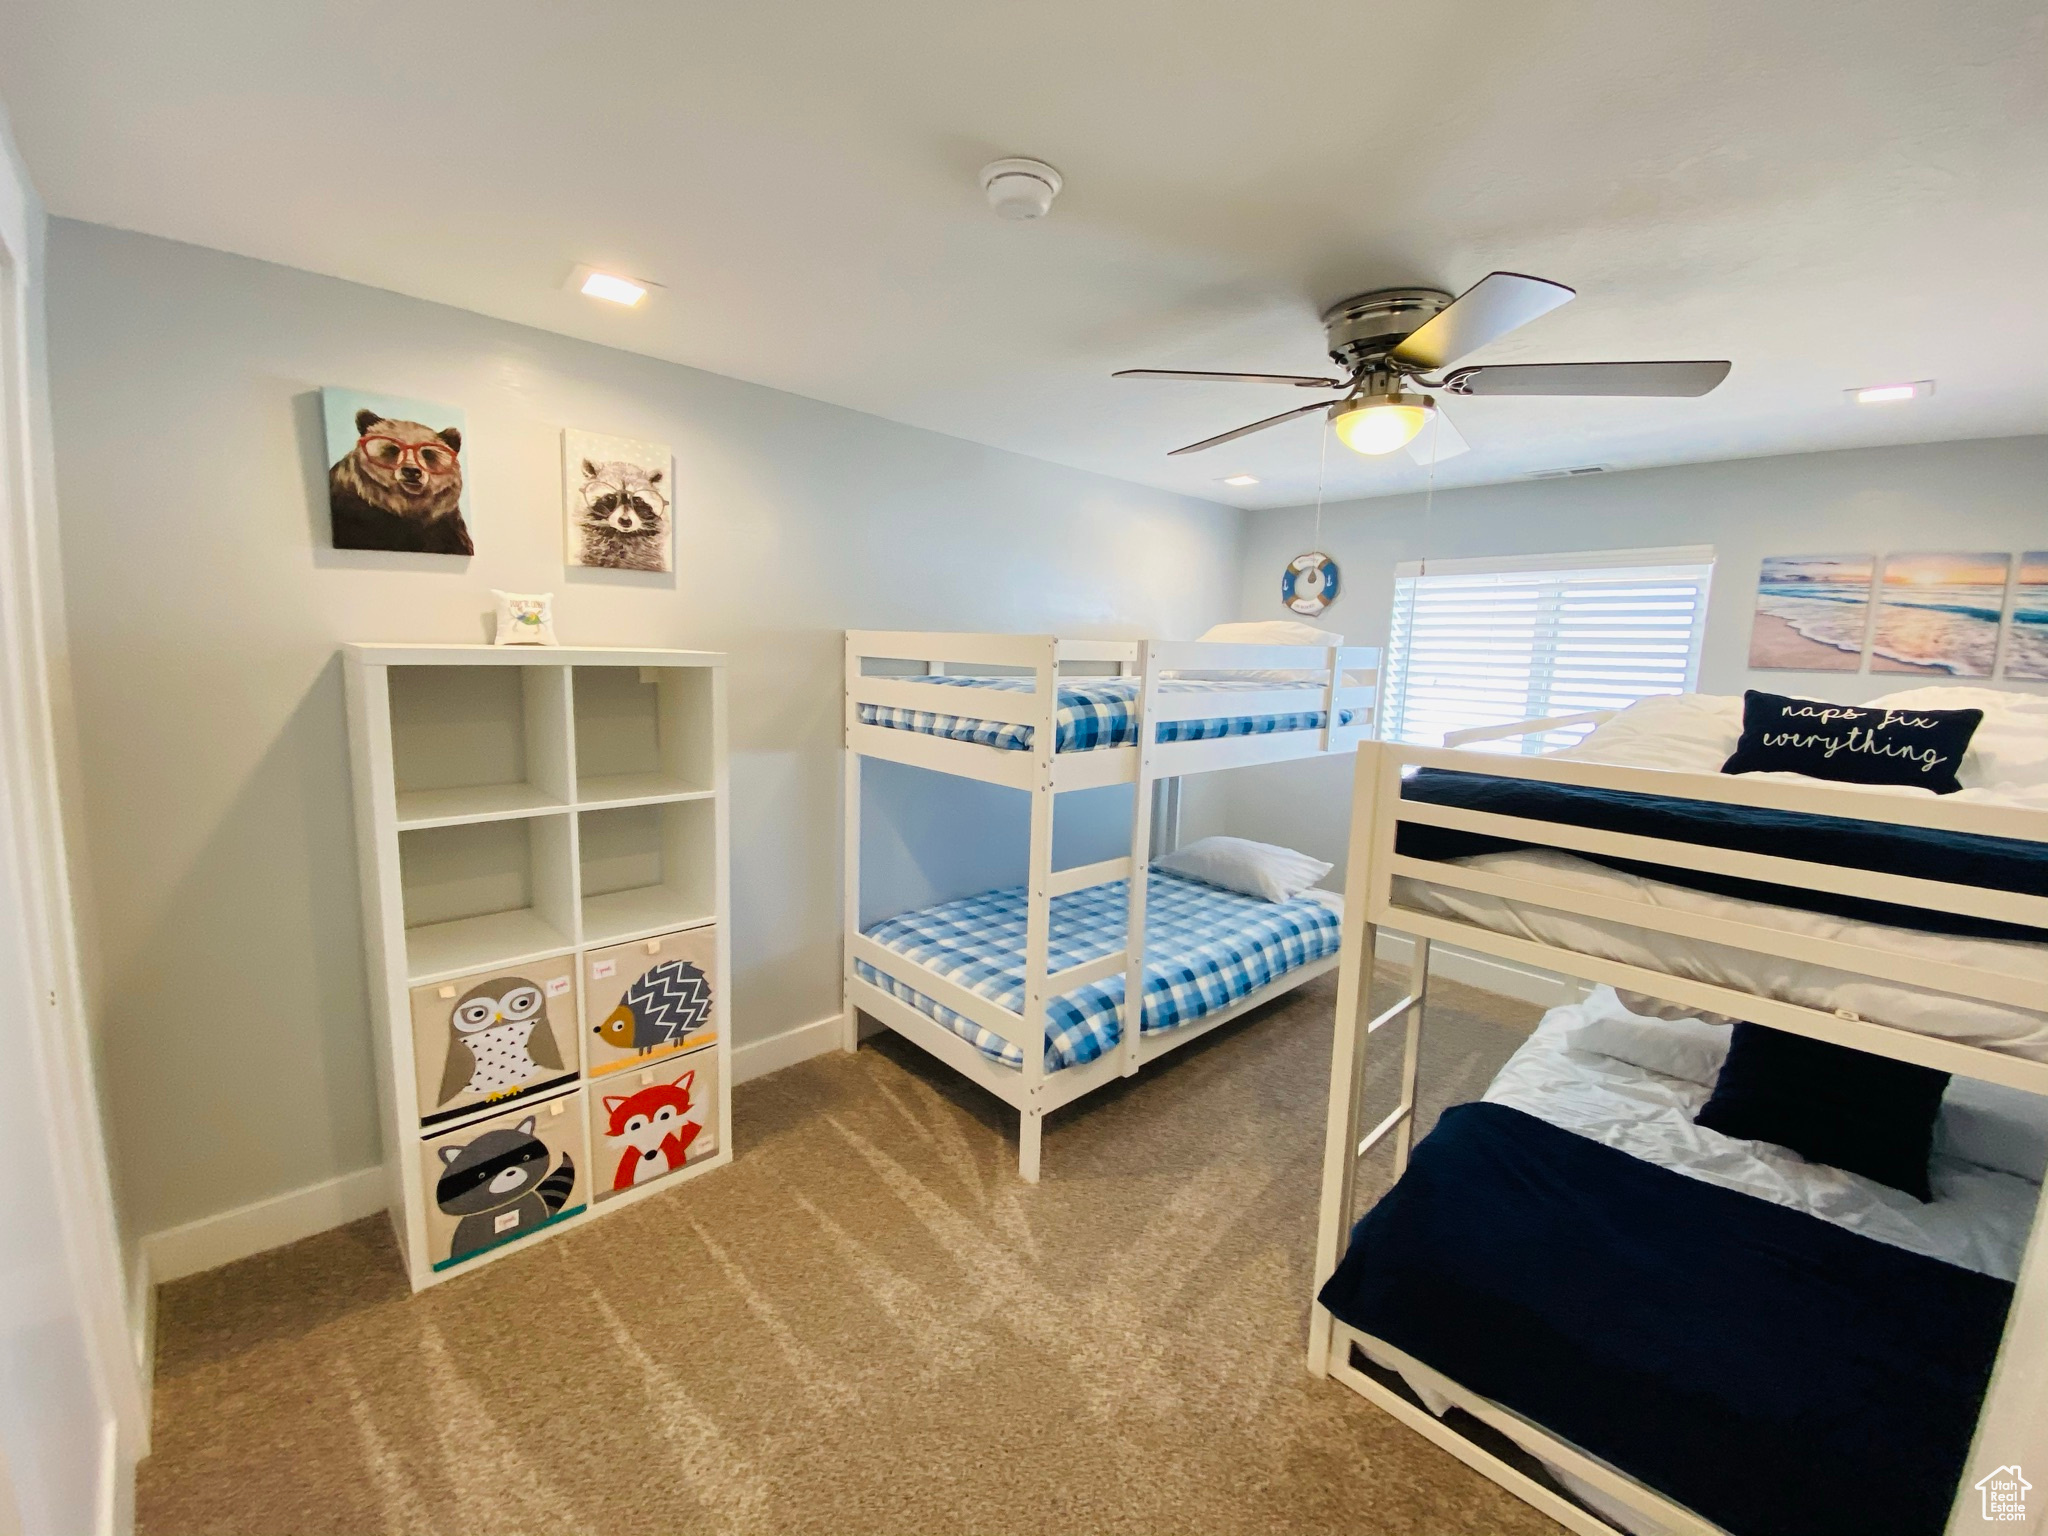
583,927 -> 718,1079
589,1049 -> 721,1201
422,1090 -> 586,1270
410,954 -> 578,1128
344,644 -> 732,1290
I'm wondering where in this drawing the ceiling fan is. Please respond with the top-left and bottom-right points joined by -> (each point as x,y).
1113,272 -> 1730,462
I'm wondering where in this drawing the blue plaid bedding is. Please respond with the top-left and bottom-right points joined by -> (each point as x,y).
856,674 -> 1354,753
855,870 -> 1342,1072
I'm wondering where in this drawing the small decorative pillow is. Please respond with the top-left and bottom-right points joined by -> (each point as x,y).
492,590 -> 558,646
1694,1023 -> 1950,1200
1720,688 -> 1982,794
1152,836 -> 1332,902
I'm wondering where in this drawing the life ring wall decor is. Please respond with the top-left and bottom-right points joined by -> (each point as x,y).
1283,552 -> 1340,616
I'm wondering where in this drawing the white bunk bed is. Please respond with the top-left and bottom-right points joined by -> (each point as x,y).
843,629 -> 1379,1180
1308,710 -> 2048,1536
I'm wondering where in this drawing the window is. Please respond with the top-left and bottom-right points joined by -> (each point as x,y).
1378,546 -> 1715,751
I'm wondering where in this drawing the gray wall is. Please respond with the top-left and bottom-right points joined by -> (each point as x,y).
1222,436 -> 2048,879
44,220 -> 1244,1239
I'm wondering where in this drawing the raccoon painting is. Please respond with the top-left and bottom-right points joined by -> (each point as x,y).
573,457 -> 669,571
433,1116 -> 576,1262
330,407 -> 474,555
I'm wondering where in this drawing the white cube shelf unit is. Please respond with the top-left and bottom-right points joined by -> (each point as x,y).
343,644 -> 731,1291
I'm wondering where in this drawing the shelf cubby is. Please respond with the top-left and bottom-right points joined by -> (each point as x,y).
573,665 -> 714,807
579,798 -> 717,946
399,813 -> 576,982
390,664 -> 573,827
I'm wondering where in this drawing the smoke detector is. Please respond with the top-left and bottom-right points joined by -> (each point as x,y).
980,157 -> 1062,220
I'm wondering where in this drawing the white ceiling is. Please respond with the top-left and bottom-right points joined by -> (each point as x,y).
3,0 -> 2044,509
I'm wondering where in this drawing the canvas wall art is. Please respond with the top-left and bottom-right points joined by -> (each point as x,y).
2004,553 -> 2048,682
1746,555 -> 1873,672
322,387 -> 472,554
1871,552 -> 2011,677
564,428 -> 672,572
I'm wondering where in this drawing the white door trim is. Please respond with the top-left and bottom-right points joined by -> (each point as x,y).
0,133 -> 149,1515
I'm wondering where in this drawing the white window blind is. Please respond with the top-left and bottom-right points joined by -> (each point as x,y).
1379,547 -> 1715,752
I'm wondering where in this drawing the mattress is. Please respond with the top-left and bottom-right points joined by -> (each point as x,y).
1321,1001 -> 2024,1536
854,871 -> 1341,1072
857,673 -> 1354,754
1395,845 -> 2048,1060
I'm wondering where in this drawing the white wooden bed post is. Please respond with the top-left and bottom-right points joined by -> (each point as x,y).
1310,740 -> 1389,1376
1016,638 -> 1061,1182
1120,641 -> 1157,1081
841,633 -> 863,1053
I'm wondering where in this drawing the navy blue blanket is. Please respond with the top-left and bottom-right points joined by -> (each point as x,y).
1396,768 -> 2048,942
1319,1103 -> 2011,1536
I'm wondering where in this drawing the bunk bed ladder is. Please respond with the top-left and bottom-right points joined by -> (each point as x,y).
1120,642 -> 1156,1082
1016,639 -> 1061,1182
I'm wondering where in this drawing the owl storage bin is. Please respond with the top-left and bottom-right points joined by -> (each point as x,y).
588,1046 -> 720,1202
582,925 -> 717,1079
409,954 -> 578,1127
420,1089 -> 585,1271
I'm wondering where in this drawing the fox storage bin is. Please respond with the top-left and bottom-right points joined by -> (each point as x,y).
422,1090 -> 586,1270
345,644 -> 733,1290
589,1048 -> 721,1201
410,955 -> 578,1127
583,926 -> 718,1078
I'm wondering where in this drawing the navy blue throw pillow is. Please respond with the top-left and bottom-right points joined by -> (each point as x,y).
1721,690 -> 1981,795
1695,1023 -> 1950,1200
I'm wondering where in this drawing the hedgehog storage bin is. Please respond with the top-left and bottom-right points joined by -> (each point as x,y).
420,1088 -> 586,1271
588,1047 -> 720,1201
409,954 -> 578,1128
582,925 -> 718,1079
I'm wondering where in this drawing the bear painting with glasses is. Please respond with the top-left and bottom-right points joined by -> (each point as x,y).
329,407 -> 474,554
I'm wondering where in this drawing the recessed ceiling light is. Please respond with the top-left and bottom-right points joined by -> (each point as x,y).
1222,474 -> 1259,487
1848,379 -> 1933,404
580,271 -> 648,307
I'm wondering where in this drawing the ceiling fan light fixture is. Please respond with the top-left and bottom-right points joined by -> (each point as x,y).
1331,392 -> 1434,456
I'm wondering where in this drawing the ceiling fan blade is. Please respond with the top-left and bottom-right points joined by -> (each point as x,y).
1114,368 -> 1342,388
1391,272 -> 1576,370
1167,400 -> 1331,456
1439,360 -> 1732,397
1407,408 -> 1469,464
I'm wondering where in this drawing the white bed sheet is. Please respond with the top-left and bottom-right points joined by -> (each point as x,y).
1393,846 -> 2048,1061
1488,988 -> 2038,1280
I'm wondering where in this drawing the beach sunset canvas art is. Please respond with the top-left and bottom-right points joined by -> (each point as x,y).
2004,553 -> 2048,681
1871,552 -> 2011,677
1747,555 -> 1873,671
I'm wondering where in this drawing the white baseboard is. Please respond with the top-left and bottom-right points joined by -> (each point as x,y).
136,1017 -> 852,1287
140,1165 -> 388,1286
1374,930 -> 1585,1011
732,1009 -> 848,1083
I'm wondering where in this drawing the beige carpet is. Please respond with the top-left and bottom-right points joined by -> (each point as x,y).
139,969 -> 1556,1535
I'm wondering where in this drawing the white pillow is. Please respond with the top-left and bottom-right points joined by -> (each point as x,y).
1869,686 -> 2048,792
1197,620 -> 1344,647
1562,993 -> 1731,1087
1168,621 -> 1346,683
1939,1076 -> 2048,1183
1153,836 -> 1332,902
1550,692 -> 1741,774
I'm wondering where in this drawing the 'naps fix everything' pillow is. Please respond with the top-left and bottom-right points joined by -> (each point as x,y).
1720,689 -> 1982,795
